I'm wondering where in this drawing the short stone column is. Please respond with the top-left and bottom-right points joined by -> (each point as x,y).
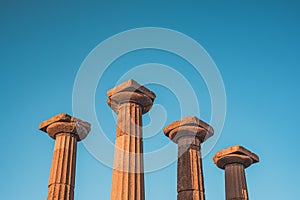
213,146 -> 259,200
164,116 -> 214,200
39,113 -> 91,200
107,80 -> 156,200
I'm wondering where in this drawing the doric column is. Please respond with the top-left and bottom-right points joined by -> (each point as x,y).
107,79 -> 156,200
164,116 -> 214,200
39,113 -> 91,200
213,146 -> 259,200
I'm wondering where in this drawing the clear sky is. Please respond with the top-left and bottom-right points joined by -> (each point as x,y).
1,1 -> 300,199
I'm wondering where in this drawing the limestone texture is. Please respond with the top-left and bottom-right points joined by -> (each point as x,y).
108,80 -> 155,200
40,113 -> 90,200
164,116 -> 214,200
213,145 -> 259,200
107,79 -> 156,114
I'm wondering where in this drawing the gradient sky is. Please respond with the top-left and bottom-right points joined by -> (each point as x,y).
1,1 -> 300,199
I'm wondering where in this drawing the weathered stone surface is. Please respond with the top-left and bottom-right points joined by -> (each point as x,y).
177,145 -> 205,200
164,116 -> 214,200
213,145 -> 259,169
39,113 -> 91,141
40,114 -> 90,200
164,116 -> 214,143
47,133 -> 77,200
109,80 -> 155,200
107,79 -> 156,100
107,79 -> 156,114
178,190 -> 202,200
213,146 -> 259,200
224,163 -> 248,200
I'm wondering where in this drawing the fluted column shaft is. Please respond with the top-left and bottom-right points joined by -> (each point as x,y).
163,116 -> 214,200
224,163 -> 248,200
213,146 -> 259,200
39,113 -> 91,200
111,103 -> 145,200
108,80 -> 155,200
48,133 -> 77,200
177,137 -> 205,200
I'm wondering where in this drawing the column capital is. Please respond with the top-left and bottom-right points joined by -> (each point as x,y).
39,113 -> 91,141
164,116 -> 214,144
213,145 -> 259,169
107,79 -> 156,114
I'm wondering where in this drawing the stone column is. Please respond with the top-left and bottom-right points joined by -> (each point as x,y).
164,116 -> 214,200
39,113 -> 91,200
213,146 -> 259,200
107,79 -> 156,200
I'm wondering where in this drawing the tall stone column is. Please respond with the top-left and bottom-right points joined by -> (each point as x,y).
107,79 -> 156,200
39,113 -> 91,200
164,116 -> 214,200
213,146 -> 259,200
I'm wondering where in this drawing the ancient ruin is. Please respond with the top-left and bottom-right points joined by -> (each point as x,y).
164,116 -> 214,200
39,79 -> 259,200
39,113 -> 91,200
108,79 -> 156,200
213,146 -> 259,200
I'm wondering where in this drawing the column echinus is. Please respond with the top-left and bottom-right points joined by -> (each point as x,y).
213,146 -> 259,200
107,79 -> 156,200
39,113 -> 91,200
164,116 -> 214,200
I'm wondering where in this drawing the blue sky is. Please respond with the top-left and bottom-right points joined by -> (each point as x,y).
1,1 -> 300,199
